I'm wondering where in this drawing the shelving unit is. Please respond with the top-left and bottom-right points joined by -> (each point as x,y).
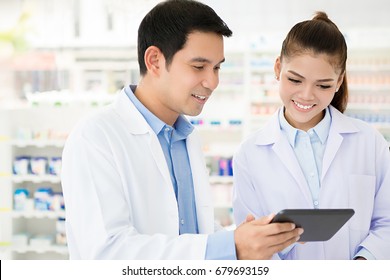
0,104 -> 100,259
345,49 -> 390,142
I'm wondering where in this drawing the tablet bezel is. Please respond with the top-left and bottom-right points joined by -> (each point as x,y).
271,208 -> 355,242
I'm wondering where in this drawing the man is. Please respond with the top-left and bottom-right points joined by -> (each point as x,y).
61,0 -> 302,259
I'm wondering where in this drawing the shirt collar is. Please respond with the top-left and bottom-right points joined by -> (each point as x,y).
279,107 -> 331,147
125,85 -> 193,138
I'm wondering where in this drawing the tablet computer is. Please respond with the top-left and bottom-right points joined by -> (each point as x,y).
271,209 -> 355,242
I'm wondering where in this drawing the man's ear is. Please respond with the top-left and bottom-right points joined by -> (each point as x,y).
144,46 -> 163,76
274,56 -> 281,80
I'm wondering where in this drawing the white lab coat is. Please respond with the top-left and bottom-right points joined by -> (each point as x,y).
61,89 -> 218,259
233,106 -> 390,259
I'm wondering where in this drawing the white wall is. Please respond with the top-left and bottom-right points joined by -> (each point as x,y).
203,0 -> 390,50
1,0 -> 389,49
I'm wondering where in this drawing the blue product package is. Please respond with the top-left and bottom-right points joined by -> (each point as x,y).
34,187 -> 53,211
48,157 -> 62,175
30,156 -> 48,175
218,158 -> 229,176
13,156 -> 31,175
14,189 -> 29,211
228,157 -> 233,176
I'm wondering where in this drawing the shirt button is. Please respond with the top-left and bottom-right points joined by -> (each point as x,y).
181,219 -> 185,225
165,127 -> 170,132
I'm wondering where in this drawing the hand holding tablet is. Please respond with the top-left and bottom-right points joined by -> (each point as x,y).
271,209 -> 355,242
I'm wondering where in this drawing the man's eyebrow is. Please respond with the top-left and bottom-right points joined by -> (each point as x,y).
288,70 -> 334,82
190,57 -> 226,64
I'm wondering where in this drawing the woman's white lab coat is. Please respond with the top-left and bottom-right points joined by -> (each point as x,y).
61,89 -> 217,259
233,106 -> 390,259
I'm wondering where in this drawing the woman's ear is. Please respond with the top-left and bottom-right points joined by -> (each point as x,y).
274,56 -> 281,80
144,46 -> 163,76
336,70 -> 345,90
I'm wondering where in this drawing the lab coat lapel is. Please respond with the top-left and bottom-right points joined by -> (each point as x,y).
114,89 -> 174,191
256,110 -> 312,205
321,130 -> 343,181
272,136 -> 313,205
321,106 -> 359,181
148,132 -> 174,189
187,131 -> 214,234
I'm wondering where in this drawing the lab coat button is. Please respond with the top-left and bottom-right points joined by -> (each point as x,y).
314,200 -> 319,206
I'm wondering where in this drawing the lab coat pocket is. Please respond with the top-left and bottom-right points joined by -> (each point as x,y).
348,174 -> 375,230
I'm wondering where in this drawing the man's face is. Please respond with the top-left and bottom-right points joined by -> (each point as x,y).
155,31 -> 225,125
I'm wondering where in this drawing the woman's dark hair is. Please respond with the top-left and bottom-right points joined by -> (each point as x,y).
280,11 -> 348,112
138,0 -> 232,76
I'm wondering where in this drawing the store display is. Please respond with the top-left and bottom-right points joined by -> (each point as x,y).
0,106 -> 92,259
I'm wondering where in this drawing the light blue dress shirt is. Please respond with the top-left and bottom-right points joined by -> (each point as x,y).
279,107 -> 331,209
125,85 -> 236,259
278,107 -> 374,260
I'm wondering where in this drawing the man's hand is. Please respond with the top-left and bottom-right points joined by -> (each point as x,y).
234,214 -> 303,260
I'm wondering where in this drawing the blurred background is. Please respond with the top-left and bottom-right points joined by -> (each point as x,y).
1,0 -> 389,259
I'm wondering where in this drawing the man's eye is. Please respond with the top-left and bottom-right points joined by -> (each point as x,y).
193,66 -> 204,70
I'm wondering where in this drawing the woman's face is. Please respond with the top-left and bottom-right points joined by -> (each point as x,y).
274,52 -> 344,131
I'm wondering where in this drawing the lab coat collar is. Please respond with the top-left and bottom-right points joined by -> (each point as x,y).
125,84 -> 166,135
254,105 -> 360,146
279,107 -> 331,147
253,106 -> 361,202
113,87 -> 174,192
114,87 -> 151,135
321,106 -> 360,180
328,106 -> 360,134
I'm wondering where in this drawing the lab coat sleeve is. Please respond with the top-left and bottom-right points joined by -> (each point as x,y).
61,118 -> 208,259
357,132 -> 390,259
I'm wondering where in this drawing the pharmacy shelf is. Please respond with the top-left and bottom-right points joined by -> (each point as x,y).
11,210 -> 65,219
347,103 -> 390,111
0,106 -> 78,260
10,245 -> 68,255
11,140 -> 66,148
209,176 -> 234,184
12,175 -> 61,184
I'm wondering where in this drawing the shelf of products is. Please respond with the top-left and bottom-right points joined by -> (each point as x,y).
0,105 -> 98,259
345,50 -> 390,142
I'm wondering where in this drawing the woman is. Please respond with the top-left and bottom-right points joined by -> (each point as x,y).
232,11 -> 390,260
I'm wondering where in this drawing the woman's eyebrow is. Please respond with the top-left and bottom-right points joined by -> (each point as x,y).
288,70 -> 334,82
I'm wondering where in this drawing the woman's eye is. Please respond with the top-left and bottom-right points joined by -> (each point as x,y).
319,85 -> 332,89
288,78 -> 301,84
